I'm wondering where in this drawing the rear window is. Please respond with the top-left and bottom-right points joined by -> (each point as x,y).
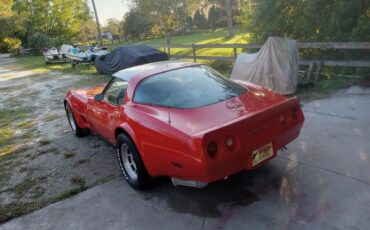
133,66 -> 246,109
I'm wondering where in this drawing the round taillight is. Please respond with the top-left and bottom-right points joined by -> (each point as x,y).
207,141 -> 218,158
226,136 -> 235,150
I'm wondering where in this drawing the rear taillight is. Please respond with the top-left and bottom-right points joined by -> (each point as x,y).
225,136 -> 235,150
207,141 -> 218,158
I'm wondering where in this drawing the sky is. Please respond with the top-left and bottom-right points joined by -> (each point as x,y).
88,0 -> 130,26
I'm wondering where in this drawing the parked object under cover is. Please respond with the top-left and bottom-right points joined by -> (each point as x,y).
231,37 -> 299,95
94,45 -> 169,74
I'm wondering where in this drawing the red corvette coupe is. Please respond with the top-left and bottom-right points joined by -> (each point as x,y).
64,61 -> 304,189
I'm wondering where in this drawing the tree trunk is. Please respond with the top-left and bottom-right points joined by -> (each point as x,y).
164,21 -> 171,46
225,0 -> 234,37
91,0 -> 103,45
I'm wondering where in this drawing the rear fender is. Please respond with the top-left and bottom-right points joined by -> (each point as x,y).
116,123 -> 137,146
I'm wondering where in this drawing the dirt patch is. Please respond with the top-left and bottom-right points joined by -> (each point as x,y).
0,55 -> 119,223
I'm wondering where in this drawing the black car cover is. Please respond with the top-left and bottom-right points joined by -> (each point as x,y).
94,45 -> 169,74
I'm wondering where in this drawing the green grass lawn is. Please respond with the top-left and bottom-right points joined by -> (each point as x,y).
109,27 -> 251,58
112,27 -> 250,45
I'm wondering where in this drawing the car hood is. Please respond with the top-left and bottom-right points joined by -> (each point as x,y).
133,84 -> 288,136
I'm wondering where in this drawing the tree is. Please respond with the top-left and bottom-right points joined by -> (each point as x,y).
91,0 -> 103,45
0,0 -> 15,39
192,10 -> 208,29
188,0 -> 236,37
11,0 -> 92,44
104,18 -> 122,35
0,0 -> 13,18
77,14 -> 97,43
136,0 -> 186,45
122,7 -> 152,40
225,0 -> 234,37
238,0 -> 370,42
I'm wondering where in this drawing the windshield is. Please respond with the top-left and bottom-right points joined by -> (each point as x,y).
133,66 -> 246,109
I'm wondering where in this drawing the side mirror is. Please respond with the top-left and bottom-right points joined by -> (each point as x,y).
94,94 -> 104,101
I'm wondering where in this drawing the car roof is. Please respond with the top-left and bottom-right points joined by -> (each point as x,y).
112,61 -> 200,82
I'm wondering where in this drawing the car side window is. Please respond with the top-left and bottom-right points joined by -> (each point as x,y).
103,78 -> 128,105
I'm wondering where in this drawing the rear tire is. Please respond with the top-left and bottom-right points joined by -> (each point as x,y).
65,103 -> 88,137
116,133 -> 151,190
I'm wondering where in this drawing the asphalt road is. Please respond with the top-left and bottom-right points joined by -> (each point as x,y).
2,86 -> 370,230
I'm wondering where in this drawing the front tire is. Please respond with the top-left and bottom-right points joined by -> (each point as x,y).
116,134 -> 151,190
65,103 -> 88,137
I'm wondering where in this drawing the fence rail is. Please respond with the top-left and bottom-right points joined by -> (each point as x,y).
149,42 -> 370,68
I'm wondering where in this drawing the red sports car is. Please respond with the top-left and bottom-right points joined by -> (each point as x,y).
64,61 -> 304,189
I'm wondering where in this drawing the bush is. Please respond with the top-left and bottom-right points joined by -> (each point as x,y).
208,60 -> 233,74
0,37 -> 22,54
27,33 -> 51,52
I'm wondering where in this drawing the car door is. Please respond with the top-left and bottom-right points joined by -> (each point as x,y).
87,77 -> 128,143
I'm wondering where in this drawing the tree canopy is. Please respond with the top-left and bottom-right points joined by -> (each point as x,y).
0,0 -> 369,53
0,0 -> 94,52
238,0 -> 370,42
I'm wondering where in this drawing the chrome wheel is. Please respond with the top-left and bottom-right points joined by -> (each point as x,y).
121,143 -> 138,181
66,106 -> 76,132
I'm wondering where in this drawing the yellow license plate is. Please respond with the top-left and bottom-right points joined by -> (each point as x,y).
252,143 -> 273,166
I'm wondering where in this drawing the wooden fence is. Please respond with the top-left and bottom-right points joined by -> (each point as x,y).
149,42 -> 370,68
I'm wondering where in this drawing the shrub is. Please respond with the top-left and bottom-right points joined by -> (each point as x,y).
52,36 -> 73,48
0,37 -> 22,54
208,60 -> 233,74
27,33 -> 51,52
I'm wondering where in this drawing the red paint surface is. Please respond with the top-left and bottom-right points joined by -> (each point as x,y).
64,62 -> 304,183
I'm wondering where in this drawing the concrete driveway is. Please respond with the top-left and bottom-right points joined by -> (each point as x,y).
2,86 -> 370,230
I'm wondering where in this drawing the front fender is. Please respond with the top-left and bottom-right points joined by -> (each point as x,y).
64,90 -> 88,129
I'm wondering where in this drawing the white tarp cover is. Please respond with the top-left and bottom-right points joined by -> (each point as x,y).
231,37 -> 298,95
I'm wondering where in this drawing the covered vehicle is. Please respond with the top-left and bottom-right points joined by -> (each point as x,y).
231,37 -> 299,95
94,44 -> 168,74
64,61 -> 304,190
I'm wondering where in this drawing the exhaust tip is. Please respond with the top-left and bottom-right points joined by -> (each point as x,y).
171,178 -> 208,189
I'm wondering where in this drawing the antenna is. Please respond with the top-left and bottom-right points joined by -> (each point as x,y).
168,112 -> 172,125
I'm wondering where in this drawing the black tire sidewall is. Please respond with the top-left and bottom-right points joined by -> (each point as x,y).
116,134 -> 150,190
65,103 -> 85,137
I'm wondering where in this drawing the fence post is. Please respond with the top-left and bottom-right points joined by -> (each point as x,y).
314,61 -> 322,85
233,47 -> 237,60
192,44 -> 197,62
